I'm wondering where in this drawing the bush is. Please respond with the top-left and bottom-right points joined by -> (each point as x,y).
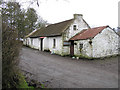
2,23 -> 22,88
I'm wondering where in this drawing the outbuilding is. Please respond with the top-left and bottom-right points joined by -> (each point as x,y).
70,26 -> 120,58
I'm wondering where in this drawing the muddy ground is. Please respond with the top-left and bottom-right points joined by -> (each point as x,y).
19,46 -> 118,88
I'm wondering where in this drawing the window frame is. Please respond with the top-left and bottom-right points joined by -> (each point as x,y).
73,25 -> 77,30
63,41 -> 71,46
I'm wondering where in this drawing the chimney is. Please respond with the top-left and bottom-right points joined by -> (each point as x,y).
74,14 -> 83,19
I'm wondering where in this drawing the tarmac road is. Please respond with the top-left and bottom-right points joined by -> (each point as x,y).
19,46 -> 118,88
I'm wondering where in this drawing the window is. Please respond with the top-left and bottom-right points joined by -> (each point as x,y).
63,41 -> 71,46
53,39 -> 56,48
79,43 -> 83,52
89,40 -> 92,45
79,43 -> 83,49
73,25 -> 77,30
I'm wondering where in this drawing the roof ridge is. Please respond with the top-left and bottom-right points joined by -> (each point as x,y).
49,19 -> 74,26
90,25 -> 109,29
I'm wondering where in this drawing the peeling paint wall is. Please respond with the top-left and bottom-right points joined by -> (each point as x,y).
74,39 -> 92,57
63,17 -> 89,41
92,27 -> 120,58
74,27 -> 120,58
62,46 -> 70,55
62,16 -> 90,55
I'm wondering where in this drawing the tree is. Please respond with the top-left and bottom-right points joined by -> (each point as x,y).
35,16 -> 48,29
2,1 -> 23,38
24,8 -> 38,35
2,2 -> 20,27
2,0 -> 47,38
1,1 -> 22,88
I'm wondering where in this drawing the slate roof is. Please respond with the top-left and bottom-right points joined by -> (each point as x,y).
70,26 -> 109,40
30,19 -> 74,37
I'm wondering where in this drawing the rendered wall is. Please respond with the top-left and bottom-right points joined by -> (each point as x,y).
92,27 -> 119,58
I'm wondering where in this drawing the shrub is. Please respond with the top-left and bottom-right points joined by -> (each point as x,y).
2,23 -> 22,88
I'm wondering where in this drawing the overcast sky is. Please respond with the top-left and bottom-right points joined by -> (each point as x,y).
18,0 -> 119,28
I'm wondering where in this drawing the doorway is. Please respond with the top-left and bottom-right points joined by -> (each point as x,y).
70,40 -> 74,56
40,38 -> 43,51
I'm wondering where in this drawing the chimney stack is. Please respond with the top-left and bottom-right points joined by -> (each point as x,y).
74,14 -> 83,19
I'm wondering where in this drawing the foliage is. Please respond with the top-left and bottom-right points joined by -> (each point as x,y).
17,72 -> 34,89
2,23 -> 22,88
35,16 -> 47,29
2,1 -> 25,38
24,8 -> 38,35
1,1 -> 47,38
1,0 -> 47,88
2,23 -> 34,88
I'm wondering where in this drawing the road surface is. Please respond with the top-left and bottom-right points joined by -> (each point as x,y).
19,46 -> 118,88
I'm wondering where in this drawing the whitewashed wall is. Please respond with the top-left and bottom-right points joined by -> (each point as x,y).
23,38 -> 27,45
32,38 -> 41,50
62,15 -> 90,55
63,17 -> 89,41
74,27 -> 120,58
25,38 -> 31,46
92,27 -> 119,58
74,39 -> 92,57
62,46 -> 70,55
24,37 -> 42,50
43,37 -> 49,51
23,15 -> 90,56
44,36 -> 62,55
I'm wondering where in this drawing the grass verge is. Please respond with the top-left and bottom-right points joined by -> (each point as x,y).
17,72 -> 34,89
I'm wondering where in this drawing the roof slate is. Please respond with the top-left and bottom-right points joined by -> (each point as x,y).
70,26 -> 109,40
30,19 -> 74,37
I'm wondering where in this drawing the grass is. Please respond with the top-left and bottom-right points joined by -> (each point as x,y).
41,84 -> 45,88
17,72 -> 34,89
17,71 -> 46,89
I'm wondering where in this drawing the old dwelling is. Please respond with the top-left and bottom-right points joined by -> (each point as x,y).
23,14 -> 120,58
70,26 -> 120,58
24,14 -> 90,56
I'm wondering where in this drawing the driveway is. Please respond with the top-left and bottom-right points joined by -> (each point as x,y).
19,46 -> 118,88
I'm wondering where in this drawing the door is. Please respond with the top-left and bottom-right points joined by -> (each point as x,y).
41,38 -> 43,51
70,40 -> 74,56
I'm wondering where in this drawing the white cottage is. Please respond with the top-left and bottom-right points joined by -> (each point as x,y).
70,26 -> 120,58
24,14 -> 90,56
23,14 -> 120,58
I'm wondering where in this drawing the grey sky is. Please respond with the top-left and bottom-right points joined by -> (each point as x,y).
11,0 -> 120,28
